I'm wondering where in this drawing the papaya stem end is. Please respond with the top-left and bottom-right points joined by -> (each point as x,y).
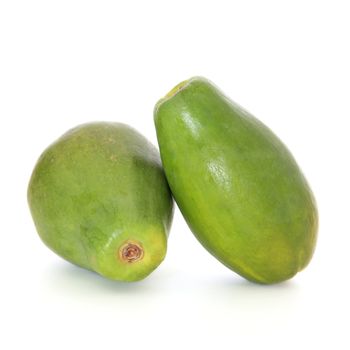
119,241 -> 144,263
164,79 -> 189,99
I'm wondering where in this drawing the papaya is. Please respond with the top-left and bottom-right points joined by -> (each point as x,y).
28,122 -> 173,281
154,77 -> 318,284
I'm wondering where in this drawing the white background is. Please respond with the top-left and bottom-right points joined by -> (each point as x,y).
1,1 -> 349,349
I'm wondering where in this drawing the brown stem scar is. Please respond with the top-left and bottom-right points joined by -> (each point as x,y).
119,241 -> 144,263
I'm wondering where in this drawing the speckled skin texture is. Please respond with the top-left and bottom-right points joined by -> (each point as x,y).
154,77 -> 318,284
28,122 -> 173,281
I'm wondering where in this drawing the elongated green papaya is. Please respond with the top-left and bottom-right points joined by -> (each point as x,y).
154,77 -> 318,284
28,122 -> 173,281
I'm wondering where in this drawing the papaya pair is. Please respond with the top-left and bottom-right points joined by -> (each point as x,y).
28,77 -> 318,284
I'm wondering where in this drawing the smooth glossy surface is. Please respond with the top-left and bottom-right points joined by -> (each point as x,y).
154,77 -> 318,284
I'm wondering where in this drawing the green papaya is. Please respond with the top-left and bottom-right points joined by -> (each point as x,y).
28,122 -> 173,281
154,77 -> 318,284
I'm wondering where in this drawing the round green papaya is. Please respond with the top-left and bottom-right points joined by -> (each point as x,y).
154,77 -> 318,284
28,122 -> 174,281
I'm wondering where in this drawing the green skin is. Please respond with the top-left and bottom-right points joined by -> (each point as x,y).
154,77 -> 318,284
28,122 -> 173,281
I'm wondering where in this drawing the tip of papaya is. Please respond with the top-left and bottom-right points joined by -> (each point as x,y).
153,76 -> 210,117
164,79 -> 190,99
154,78 -> 191,116
119,241 -> 144,263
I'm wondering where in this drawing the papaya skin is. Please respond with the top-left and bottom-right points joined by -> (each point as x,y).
28,122 -> 173,282
154,77 -> 318,284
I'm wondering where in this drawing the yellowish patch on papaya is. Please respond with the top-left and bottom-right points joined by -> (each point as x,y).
164,79 -> 189,99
